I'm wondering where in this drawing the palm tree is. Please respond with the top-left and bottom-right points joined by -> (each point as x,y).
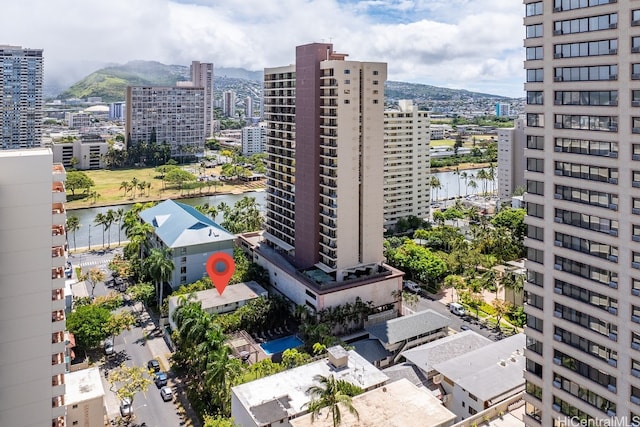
94,213 -> 107,248
143,247 -> 175,311
468,179 -> 478,196
130,177 -> 139,200
66,215 -> 80,251
119,181 -> 130,197
460,171 -> 469,196
430,175 -> 442,203
105,209 -> 115,248
305,375 -> 360,427
502,271 -> 525,305
113,208 -> 125,246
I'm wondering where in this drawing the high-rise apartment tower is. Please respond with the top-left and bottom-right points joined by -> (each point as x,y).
0,45 -> 43,149
0,149 -> 67,427
523,2 -> 640,426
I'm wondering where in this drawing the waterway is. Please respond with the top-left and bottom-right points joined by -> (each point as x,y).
66,191 -> 267,250
65,167 -> 496,250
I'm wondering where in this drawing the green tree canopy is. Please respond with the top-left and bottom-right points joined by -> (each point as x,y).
66,304 -> 111,349
65,171 -> 95,196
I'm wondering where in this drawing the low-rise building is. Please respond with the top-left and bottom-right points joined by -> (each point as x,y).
51,134 -> 109,170
168,280 -> 268,330
290,378 -> 456,427
401,330 -> 492,380
356,309 -> 451,368
138,199 -> 236,289
432,334 -> 526,423
231,346 -> 388,427
64,367 -> 106,427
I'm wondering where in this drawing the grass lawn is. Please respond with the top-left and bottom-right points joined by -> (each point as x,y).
66,166 -> 264,209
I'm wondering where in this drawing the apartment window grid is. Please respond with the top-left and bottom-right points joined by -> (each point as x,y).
554,138 -> 618,157
555,65 -> 618,81
554,39 -> 618,58
555,185 -> 618,210
554,90 -> 618,106
555,208 -> 618,235
554,0 -> 618,12
554,326 -> 618,365
554,13 -> 617,35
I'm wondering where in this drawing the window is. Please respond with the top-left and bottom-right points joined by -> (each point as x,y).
554,161 -> 618,183
554,138 -> 617,157
634,10 -> 640,25
468,407 -> 477,415
528,248 -> 544,264
555,208 -> 618,235
526,402 -> 542,422
527,202 -> 545,219
554,114 -> 618,131
527,2 -> 542,16
555,279 -> 618,312
633,64 -> 640,79
527,224 -> 545,240
180,266 -> 186,274
555,326 -> 617,364
555,90 -> 618,106
527,135 -> 544,150
527,46 -> 544,60
373,80 -> 379,85
555,65 -> 617,81
373,70 -> 378,75
373,99 -> 379,104
527,68 -> 544,82
554,13 -> 617,35
344,99 -> 350,104
527,337 -> 543,355
555,255 -> 617,287
554,39 -> 617,58
527,158 -> 545,173
527,24 -> 543,38
554,0 -> 615,12
527,91 -> 544,104
555,184 -> 618,210
527,292 -> 544,310
527,113 -> 544,127
528,270 -> 544,287
527,180 -> 545,196
344,69 -> 350,74
344,79 -> 350,84
527,359 -> 543,377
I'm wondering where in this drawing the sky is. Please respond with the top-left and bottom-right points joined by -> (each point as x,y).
1,0 -> 525,98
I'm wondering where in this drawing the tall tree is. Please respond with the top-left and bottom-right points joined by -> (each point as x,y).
305,375 -> 362,427
143,247 -> 175,310
113,208 -> 125,246
66,215 -> 80,251
105,209 -> 115,248
107,364 -> 153,419
94,213 -> 107,248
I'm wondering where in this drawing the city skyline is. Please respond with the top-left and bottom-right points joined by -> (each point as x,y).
0,0 -> 524,98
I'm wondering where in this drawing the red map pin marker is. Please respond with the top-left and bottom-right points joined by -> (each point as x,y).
206,252 -> 235,296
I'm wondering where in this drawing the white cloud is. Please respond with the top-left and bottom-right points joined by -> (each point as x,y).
0,0 -> 525,97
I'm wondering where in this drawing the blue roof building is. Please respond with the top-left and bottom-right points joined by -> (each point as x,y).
139,199 -> 236,289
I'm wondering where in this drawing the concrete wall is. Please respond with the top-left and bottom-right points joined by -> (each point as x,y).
66,396 -> 104,427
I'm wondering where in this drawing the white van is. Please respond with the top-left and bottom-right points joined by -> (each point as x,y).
449,302 -> 466,316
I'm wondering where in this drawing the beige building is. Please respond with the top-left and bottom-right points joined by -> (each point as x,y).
523,2 -> 638,426
383,100 -> 431,229
52,134 -> 108,170
65,367 -> 106,427
497,116 -> 526,203
0,148 -> 67,427
290,378 -> 456,427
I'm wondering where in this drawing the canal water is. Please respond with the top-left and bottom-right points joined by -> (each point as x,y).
65,167 -> 496,249
66,191 -> 266,250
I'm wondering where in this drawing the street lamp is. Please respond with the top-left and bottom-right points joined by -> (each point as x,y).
88,224 -> 91,251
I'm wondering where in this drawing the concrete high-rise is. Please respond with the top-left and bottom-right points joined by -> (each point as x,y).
189,61 -> 214,137
0,148 -> 67,427
0,45 -> 43,149
497,116 -> 525,204
523,2 -> 640,425
223,90 -> 236,118
383,100 -> 430,229
242,43 -> 402,313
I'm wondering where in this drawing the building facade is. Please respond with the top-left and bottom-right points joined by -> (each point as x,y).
125,85 -> 205,158
497,116 -> 526,203
223,90 -> 236,117
0,148 -> 67,427
383,99 -> 430,229
52,134 -> 108,170
241,125 -> 265,156
0,45 -> 43,149
523,2 -> 639,426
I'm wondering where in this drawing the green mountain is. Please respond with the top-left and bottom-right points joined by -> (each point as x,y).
56,60 -> 512,103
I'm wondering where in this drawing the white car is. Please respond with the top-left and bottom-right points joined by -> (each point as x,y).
403,280 -> 421,293
160,386 -> 173,402
119,397 -> 132,417
104,337 -> 115,356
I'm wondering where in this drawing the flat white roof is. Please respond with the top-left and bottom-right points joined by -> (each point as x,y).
232,348 -> 388,426
65,367 -> 105,405
290,378 -> 456,427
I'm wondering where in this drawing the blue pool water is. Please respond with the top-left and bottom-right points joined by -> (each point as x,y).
260,335 -> 304,355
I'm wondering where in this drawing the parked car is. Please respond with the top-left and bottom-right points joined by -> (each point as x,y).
120,397 -> 132,417
147,359 -> 160,372
154,371 -> 168,388
449,302 -> 466,316
64,262 -> 72,279
403,280 -> 421,294
104,337 -> 115,356
160,386 -> 173,402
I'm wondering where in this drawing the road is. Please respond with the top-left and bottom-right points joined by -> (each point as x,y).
405,293 -> 509,341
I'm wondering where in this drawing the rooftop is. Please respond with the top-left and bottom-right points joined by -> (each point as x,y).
64,367 -> 105,405
139,199 -> 235,248
432,334 -> 526,402
290,378 -> 456,427
168,280 -> 267,312
401,330 -> 492,373
365,309 -> 450,345
232,347 -> 388,426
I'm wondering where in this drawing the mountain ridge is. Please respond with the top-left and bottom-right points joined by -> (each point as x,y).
54,60 -> 511,103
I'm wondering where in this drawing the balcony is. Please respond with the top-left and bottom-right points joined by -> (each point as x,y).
52,331 -> 64,344
52,415 -> 65,427
51,246 -> 65,260
52,164 -> 66,182
52,395 -> 64,408
51,352 -> 64,366
51,310 -> 64,323
51,267 -> 64,280
52,182 -> 66,203
52,203 -> 65,226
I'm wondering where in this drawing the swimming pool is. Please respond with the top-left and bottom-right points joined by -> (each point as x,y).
260,335 -> 304,355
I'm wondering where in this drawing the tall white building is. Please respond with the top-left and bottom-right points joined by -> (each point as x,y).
0,148 -> 67,427
241,125 -> 265,156
523,2 -> 640,426
0,45 -> 44,149
245,95 -> 254,119
383,100 -> 431,229
497,116 -> 526,203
